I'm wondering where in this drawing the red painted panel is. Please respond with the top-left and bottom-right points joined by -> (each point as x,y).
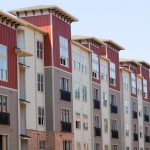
137,66 -> 141,74
52,15 -> 72,73
107,47 -> 120,91
0,24 -> 17,89
130,65 -> 137,74
100,46 -> 106,56
82,44 -> 89,49
22,15 -> 52,66
141,66 -> 150,102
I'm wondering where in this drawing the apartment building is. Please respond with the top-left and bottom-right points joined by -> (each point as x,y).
71,40 -> 93,150
0,4 -> 150,150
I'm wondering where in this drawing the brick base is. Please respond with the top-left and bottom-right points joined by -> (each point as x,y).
27,130 -> 74,150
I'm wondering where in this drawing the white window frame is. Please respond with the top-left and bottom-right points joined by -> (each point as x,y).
110,62 -> 116,86
131,73 -> 136,94
39,140 -> 45,150
0,44 -> 8,81
38,107 -> 45,126
72,51 -> 76,69
60,36 -> 69,67
37,41 -> 43,59
92,53 -> 99,79
143,79 -> 148,99
61,108 -> 70,123
60,77 -> 69,91
103,92 -> 107,107
63,141 -> 71,150
82,85 -> 87,101
37,73 -> 44,92
101,65 -> 107,82
74,82 -> 80,99
123,76 -> 128,91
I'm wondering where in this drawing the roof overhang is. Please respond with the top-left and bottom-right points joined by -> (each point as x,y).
71,40 -> 93,53
120,58 -> 141,67
9,5 -> 79,23
102,39 -> 124,51
0,10 -> 26,28
72,35 -> 106,47
138,61 -> 150,69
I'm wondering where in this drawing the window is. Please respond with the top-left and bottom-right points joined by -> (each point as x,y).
61,108 -> 70,122
145,127 -> 148,135
92,53 -> 99,79
137,82 -> 142,95
83,58 -> 87,73
134,124 -> 137,133
39,141 -> 45,150
124,100 -> 128,113
131,73 -> 136,94
144,106 -> 148,115
72,51 -> 76,69
81,56 -> 84,72
0,44 -> 7,80
112,145 -> 118,150
75,112 -> 81,129
96,143 -> 100,150
105,145 -> 108,150
82,86 -> 87,101
0,95 -> 7,112
77,54 -> 81,71
123,76 -> 128,90
60,77 -> 69,91
38,107 -> 44,125
101,65 -> 107,81
145,148 -> 150,150
110,62 -> 116,86
84,143 -> 88,150
125,124 -> 129,136
133,102 -> 136,112
63,141 -> 71,150
74,82 -> 80,99
103,92 -> 107,106
83,114 -> 88,130
0,135 -> 8,150
60,36 -> 68,66
93,88 -> 98,100
104,119 -> 108,133
37,74 -> 44,92
111,120 -> 117,130
76,142 -> 81,150
139,105 -> 142,117
95,116 -> 99,128
143,79 -> 148,99
37,41 -> 43,59
110,95 -> 117,106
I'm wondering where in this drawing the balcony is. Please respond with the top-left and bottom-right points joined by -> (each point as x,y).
110,105 -> 118,113
61,121 -> 72,132
144,114 -> 149,122
111,130 -> 119,139
93,99 -> 100,109
133,111 -> 138,119
94,127 -> 101,136
60,90 -> 71,102
133,133 -> 138,141
145,135 -> 150,143
0,112 -> 10,125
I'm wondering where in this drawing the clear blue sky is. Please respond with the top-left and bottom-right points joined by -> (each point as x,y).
1,0 -> 150,63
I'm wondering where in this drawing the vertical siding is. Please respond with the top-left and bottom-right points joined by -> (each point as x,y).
22,15 -> 52,66
107,47 -> 120,91
0,24 -> 17,89
52,15 -> 72,73
141,66 -> 150,102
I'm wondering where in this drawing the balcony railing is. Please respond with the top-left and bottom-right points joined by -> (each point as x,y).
110,105 -> 118,113
144,114 -> 149,122
111,130 -> 119,139
61,121 -> 72,132
94,127 -> 101,136
133,111 -> 138,119
0,112 -> 10,125
133,133 -> 138,141
93,99 -> 100,109
145,135 -> 150,143
60,90 -> 71,102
